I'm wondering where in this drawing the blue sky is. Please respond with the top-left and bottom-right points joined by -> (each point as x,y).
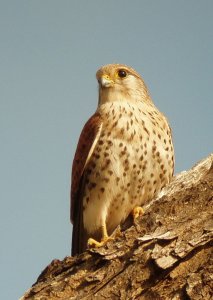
0,1 -> 212,299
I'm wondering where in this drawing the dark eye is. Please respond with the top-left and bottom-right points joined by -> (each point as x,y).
117,69 -> 127,78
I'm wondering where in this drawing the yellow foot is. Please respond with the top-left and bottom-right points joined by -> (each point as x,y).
132,206 -> 144,222
87,236 -> 113,249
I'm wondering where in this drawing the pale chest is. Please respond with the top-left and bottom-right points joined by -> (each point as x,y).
82,102 -> 174,234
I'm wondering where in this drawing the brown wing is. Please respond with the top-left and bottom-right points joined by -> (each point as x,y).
71,113 -> 102,255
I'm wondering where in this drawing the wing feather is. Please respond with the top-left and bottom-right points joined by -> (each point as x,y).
70,113 -> 102,255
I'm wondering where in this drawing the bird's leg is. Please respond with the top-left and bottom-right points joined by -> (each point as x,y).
132,206 -> 144,223
87,221 -> 112,249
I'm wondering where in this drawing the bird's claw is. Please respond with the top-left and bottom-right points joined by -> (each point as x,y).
87,236 -> 113,249
132,206 -> 144,222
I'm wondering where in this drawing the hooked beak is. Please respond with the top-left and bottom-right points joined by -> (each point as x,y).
99,75 -> 114,88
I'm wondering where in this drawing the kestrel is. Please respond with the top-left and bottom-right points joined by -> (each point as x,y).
71,64 -> 174,255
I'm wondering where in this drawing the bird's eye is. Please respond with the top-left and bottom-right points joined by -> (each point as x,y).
117,69 -> 127,78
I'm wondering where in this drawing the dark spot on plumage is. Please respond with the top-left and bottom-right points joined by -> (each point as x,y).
124,159 -> 129,164
129,133 -> 134,141
100,187 -> 105,193
86,197 -> 89,203
106,159 -> 111,165
104,152 -> 109,157
98,140 -> 104,145
158,133 -> 161,139
133,164 -> 136,169
123,172 -> 126,177
151,173 -> 154,177
152,145 -> 157,152
135,116 -> 139,123
144,150 -> 147,155
120,151 -> 126,157
112,121 -> 118,127
104,177 -> 110,182
108,170 -> 113,175
140,155 -> 144,161
144,127 -> 150,135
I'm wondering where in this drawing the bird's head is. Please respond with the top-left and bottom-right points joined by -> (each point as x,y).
96,64 -> 151,106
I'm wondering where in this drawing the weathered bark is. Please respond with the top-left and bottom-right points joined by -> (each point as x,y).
21,154 -> 213,300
